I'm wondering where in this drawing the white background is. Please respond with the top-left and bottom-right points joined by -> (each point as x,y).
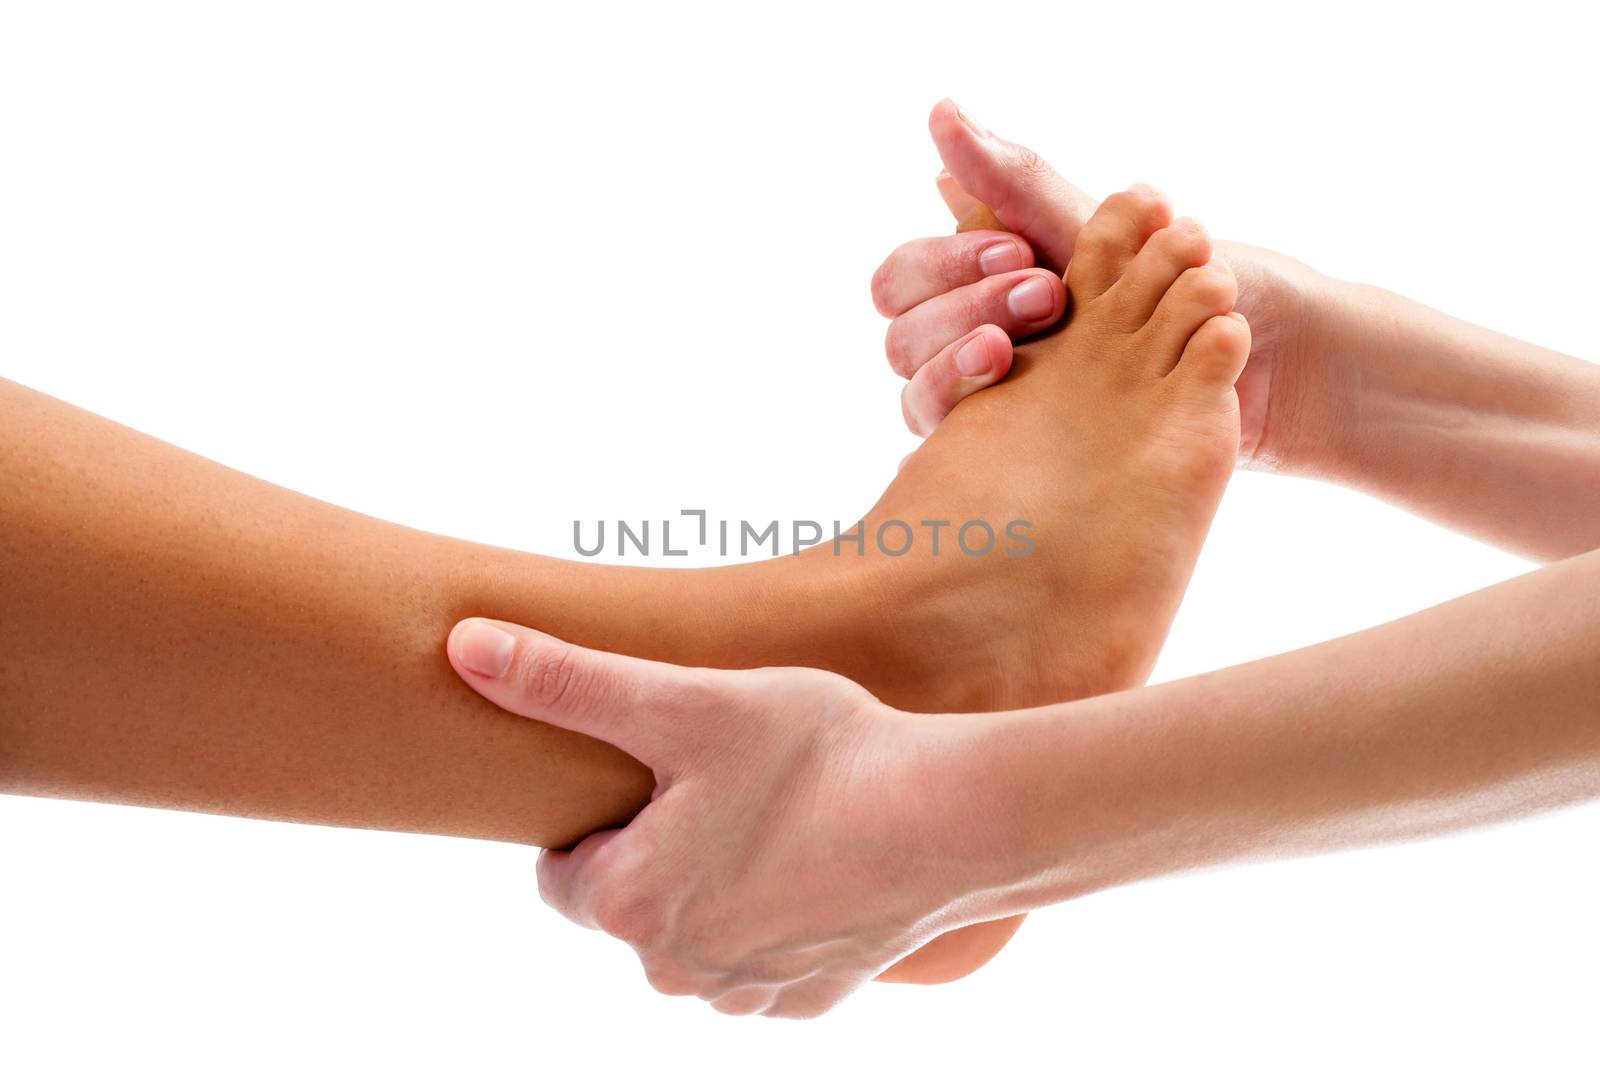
2,1 -> 1596,1063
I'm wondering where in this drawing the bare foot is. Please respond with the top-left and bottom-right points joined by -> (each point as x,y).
917,97 -> 1319,471
850,185 -> 1250,981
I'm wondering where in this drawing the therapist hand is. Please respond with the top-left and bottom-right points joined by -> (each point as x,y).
446,618 -> 987,1019
880,99 -> 1308,466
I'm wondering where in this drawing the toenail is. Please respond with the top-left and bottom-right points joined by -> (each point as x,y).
954,333 -> 992,376
1006,276 -> 1055,322
978,241 -> 1026,276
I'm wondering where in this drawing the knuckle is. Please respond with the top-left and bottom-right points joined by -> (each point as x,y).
642,959 -> 700,998
1012,145 -> 1053,189
647,669 -> 722,728
593,884 -> 662,944
869,256 -> 899,316
936,239 -> 975,284
883,319 -> 916,378
966,278 -> 1008,324
519,645 -> 580,708
534,865 -> 565,911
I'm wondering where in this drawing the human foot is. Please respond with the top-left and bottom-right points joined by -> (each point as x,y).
878,99 -> 1323,471
842,186 -> 1250,980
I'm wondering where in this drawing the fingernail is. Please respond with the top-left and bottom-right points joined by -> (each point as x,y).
954,333 -> 992,376
953,101 -> 988,137
1006,276 -> 1055,322
1128,181 -> 1162,197
978,241 -> 1025,276
455,620 -> 516,678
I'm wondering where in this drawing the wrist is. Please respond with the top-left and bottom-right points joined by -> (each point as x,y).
1304,278 -> 1600,488
904,705 -> 1127,926
917,688 -> 1226,924
1251,265 -> 1367,480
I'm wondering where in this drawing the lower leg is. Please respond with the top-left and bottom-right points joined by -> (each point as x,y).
0,378 -> 900,846
0,372 -> 1172,849
4,212 -> 1245,975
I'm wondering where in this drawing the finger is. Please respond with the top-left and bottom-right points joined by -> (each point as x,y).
870,231 -> 1035,317
642,961 -> 706,999
764,974 -> 862,1020
927,99 -> 1099,271
448,618 -> 716,768
937,170 -> 1004,232
535,828 -> 625,929
709,986 -> 780,1016
900,325 -> 1013,437
884,269 -> 1065,378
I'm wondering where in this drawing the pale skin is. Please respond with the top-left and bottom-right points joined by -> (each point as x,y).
0,174 -> 1248,984
447,542 -> 1600,1018
885,100 -> 1600,559
864,101 -> 1600,975
472,103 -> 1600,1016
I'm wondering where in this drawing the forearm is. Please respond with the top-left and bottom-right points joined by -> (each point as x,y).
954,546 -> 1600,915
1286,276 -> 1600,560
0,379 -> 843,847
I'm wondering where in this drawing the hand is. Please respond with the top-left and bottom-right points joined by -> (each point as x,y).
876,99 -> 1319,468
447,618 -> 984,1019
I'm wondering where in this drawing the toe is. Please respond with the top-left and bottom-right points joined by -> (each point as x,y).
1172,311 -> 1252,389
1140,258 -> 1239,374
1108,218 -> 1213,326
1064,184 -> 1173,302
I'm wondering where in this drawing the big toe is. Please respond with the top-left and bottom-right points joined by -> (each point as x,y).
1065,184 -> 1174,302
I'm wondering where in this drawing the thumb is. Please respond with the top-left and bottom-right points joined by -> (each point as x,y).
448,618 -> 709,772
927,98 -> 1099,272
